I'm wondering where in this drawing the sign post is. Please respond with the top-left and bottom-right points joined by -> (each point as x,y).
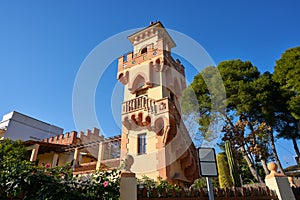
206,177 -> 214,200
198,148 -> 218,200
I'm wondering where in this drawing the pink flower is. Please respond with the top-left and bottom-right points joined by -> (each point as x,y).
103,181 -> 109,187
45,163 -> 51,168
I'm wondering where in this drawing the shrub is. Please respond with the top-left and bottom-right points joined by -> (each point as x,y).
0,139 -> 120,200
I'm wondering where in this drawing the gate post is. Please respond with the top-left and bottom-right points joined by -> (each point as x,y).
265,162 -> 295,200
120,154 -> 137,200
120,172 -> 137,200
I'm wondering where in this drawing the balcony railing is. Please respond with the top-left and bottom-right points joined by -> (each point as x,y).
122,96 -> 180,117
122,96 -> 156,114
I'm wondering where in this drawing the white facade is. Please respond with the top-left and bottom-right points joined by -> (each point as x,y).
0,111 -> 63,141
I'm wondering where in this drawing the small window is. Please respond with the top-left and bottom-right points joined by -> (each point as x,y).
138,134 -> 146,155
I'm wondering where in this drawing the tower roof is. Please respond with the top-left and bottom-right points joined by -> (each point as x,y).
128,21 -> 176,49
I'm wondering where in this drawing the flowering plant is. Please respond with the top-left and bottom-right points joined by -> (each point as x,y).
0,139 -> 121,200
77,169 -> 121,200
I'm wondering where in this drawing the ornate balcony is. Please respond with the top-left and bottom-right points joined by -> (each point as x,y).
121,96 -> 181,130
122,96 -> 156,114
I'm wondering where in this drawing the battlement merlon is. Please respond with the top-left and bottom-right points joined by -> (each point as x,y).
43,131 -> 77,145
43,128 -> 104,145
117,49 -> 185,83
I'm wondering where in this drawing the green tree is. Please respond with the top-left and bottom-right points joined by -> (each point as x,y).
186,59 -> 285,182
273,46 -> 300,158
183,66 -> 226,146
0,139 -> 34,198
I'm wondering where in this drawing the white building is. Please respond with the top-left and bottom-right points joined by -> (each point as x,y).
0,111 -> 63,141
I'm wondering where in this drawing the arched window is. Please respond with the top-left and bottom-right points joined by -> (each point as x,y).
132,74 -> 146,91
141,47 -> 147,54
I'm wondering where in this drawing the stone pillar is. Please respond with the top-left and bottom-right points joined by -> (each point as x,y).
119,154 -> 136,200
30,144 -> 40,162
265,162 -> 296,200
120,172 -> 137,200
96,142 -> 105,170
52,153 -> 59,167
73,148 -> 80,169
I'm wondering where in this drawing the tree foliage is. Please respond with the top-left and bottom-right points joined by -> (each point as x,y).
273,46 -> 300,120
273,46 -> 300,157
181,66 -> 225,146
183,59 -> 289,183
0,139 -> 34,198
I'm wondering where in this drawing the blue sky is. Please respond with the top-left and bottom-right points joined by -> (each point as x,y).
1,1 -> 300,167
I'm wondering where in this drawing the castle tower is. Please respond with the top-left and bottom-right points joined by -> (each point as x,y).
117,22 -> 199,184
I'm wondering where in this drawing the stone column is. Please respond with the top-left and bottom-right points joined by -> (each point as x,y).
120,172 -> 137,200
265,162 -> 295,200
30,144 -> 40,162
96,142 -> 105,170
52,153 -> 59,167
73,148 -> 80,169
120,155 -> 136,200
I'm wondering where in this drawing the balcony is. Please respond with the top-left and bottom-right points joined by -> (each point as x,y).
122,96 -> 157,114
122,96 -> 180,121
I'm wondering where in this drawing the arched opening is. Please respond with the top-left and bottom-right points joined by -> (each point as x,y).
149,61 -> 153,68
145,116 -> 151,124
155,58 -> 160,65
137,112 -> 143,122
141,47 -> 147,54
118,73 -> 124,80
132,74 -> 146,91
154,58 -> 161,71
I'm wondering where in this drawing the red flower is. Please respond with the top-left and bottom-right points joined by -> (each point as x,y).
45,163 -> 51,168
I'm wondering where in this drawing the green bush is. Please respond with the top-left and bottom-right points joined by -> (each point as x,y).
137,175 -> 180,197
